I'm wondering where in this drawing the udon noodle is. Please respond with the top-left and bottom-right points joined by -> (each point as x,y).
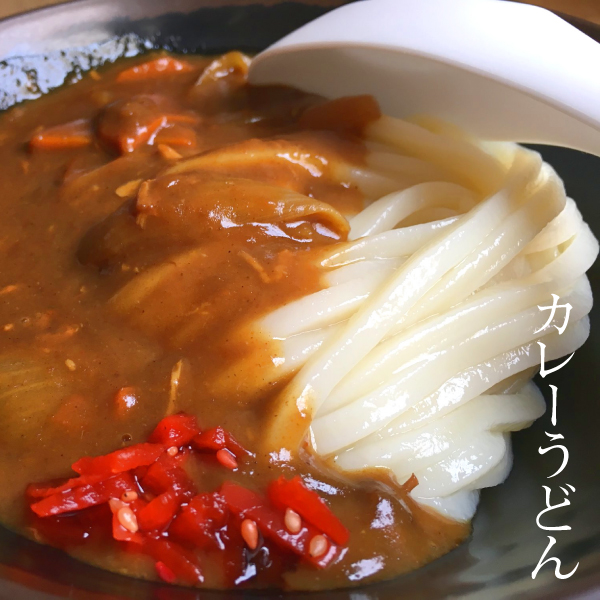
230,114 -> 597,521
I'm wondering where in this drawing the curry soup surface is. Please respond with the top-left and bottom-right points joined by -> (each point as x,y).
0,52 -> 469,590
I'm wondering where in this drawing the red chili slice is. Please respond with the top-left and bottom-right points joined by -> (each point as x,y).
268,476 -> 349,545
220,481 -> 341,569
169,492 -> 228,548
30,472 -> 137,517
25,412 -> 348,583
141,454 -> 196,500
193,427 -> 250,458
143,537 -> 204,585
71,443 -> 164,478
30,504 -> 113,548
137,490 -> 181,532
26,473 -> 105,499
148,413 -> 200,446
155,560 -> 176,584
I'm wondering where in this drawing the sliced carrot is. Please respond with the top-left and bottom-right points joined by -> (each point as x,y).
97,93 -> 199,154
29,119 -> 93,151
116,57 -> 195,82
115,114 -> 196,153
51,394 -> 91,431
114,386 -> 138,417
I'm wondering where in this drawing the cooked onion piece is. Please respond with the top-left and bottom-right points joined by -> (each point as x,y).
0,358 -> 70,439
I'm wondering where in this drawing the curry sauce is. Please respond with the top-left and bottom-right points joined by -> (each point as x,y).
0,52 -> 469,590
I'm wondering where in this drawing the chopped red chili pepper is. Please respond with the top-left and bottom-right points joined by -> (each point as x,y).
72,443 -> 164,478
268,476 -> 349,546
26,473 -> 104,499
169,492 -> 228,548
137,490 -> 181,532
143,537 -> 204,585
31,504 -> 113,549
30,472 -> 137,517
155,560 -> 177,584
220,481 -> 341,569
193,427 -> 250,458
148,413 -> 200,446
141,454 -> 196,500
25,412 -> 349,586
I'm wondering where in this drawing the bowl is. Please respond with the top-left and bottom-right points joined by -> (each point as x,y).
0,2 -> 599,598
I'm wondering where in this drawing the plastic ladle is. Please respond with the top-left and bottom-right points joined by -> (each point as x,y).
249,0 -> 600,156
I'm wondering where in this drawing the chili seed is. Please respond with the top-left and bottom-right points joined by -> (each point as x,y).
108,498 -> 124,513
241,519 -> 259,550
167,446 -> 179,457
216,448 -> 238,470
117,506 -> 138,533
284,508 -> 302,533
309,535 -> 328,558
121,490 -> 138,502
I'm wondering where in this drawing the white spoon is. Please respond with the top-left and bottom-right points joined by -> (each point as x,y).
249,0 -> 600,156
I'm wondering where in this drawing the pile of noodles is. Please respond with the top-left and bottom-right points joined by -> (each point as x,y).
253,115 -> 598,521
66,92 -> 597,523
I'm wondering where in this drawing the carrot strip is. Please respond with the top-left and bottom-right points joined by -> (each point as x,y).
107,114 -> 197,154
116,57 -> 195,82
114,386 -> 138,417
51,394 -> 91,431
29,119 -> 93,151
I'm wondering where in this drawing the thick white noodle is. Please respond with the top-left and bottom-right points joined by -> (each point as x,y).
310,296 -> 590,455
249,115 -> 597,522
322,278 -> 585,412
321,217 -> 459,267
348,182 -> 476,239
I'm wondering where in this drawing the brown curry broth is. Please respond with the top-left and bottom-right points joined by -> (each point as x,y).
0,53 -> 469,590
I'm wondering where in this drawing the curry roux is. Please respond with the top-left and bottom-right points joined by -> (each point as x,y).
0,52 -> 469,590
